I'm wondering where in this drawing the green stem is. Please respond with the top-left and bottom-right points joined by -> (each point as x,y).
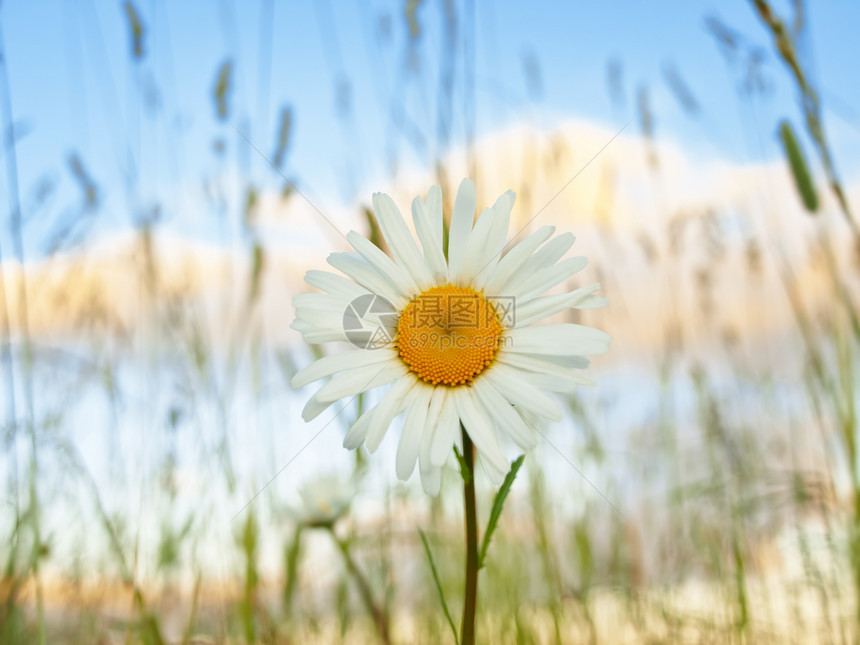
329,527 -> 391,645
282,526 -> 303,615
460,427 -> 479,645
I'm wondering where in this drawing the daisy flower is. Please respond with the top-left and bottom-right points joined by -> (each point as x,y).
291,179 -> 610,494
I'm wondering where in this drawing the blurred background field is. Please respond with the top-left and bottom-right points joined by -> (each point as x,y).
1,0 -> 859,643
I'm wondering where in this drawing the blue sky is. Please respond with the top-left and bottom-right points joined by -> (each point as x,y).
1,0 -> 859,258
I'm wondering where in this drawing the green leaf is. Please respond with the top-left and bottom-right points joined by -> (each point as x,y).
779,120 -> 819,213
478,455 -> 525,569
453,445 -> 471,483
418,529 -> 459,645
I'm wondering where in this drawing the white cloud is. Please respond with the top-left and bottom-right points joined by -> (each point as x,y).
1,118 -> 856,362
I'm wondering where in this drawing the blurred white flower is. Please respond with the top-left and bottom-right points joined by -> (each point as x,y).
292,179 -> 610,494
293,472 -> 354,527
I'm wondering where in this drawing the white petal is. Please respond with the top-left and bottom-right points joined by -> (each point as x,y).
478,226 -> 555,293
506,324 -> 611,356
293,292 -> 351,314
529,232 -> 575,268
483,364 -> 564,422
446,179 -> 476,283
314,361 -> 406,402
344,405 -> 376,449
295,327 -> 349,344
456,190 -> 513,285
506,256 -> 588,302
291,315 -> 348,344
294,307 -> 342,328
477,190 -> 515,274
365,376 -> 420,453
578,296 -> 609,309
296,331 -> 349,344
454,387 -> 509,475
346,232 -> 418,298
305,270 -> 369,301
291,319 -> 311,333
419,462 -> 442,496
425,186 -> 443,239
478,452 -> 506,486
497,352 -> 597,386
425,385 -> 448,431
497,232 -> 575,296
506,368 -> 576,393
396,385 -> 433,479
327,252 -> 407,308
412,189 -> 447,283
291,348 -> 398,389
372,193 -> 434,288
506,351 -> 590,370
293,309 -> 339,328
302,394 -> 335,422
430,393 -> 460,467
455,206 -> 495,284
513,283 -> 606,327
419,410 -> 442,496
471,378 -> 536,450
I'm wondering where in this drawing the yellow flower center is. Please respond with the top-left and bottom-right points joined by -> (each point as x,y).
396,285 -> 503,386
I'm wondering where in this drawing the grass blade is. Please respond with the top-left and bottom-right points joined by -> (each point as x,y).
213,60 -> 233,120
779,120 -> 819,213
123,2 -> 145,61
418,529 -> 459,645
478,455 -> 525,569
